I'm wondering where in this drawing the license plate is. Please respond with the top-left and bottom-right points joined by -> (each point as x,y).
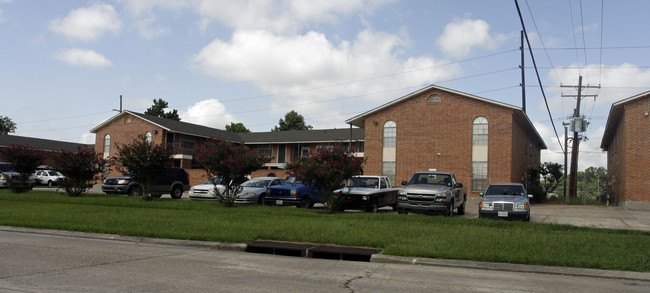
275,200 -> 283,205
498,211 -> 508,217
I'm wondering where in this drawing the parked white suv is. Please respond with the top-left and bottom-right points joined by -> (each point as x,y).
34,170 -> 66,186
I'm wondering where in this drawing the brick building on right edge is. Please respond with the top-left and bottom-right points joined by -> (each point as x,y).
600,90 -> 650,210
346,85 -> 546,199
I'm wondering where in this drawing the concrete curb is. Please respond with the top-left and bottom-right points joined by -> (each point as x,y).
2,225 -> 649,282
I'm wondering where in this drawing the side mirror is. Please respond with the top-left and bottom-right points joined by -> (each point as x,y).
454,183 -> 463,188
527,194 -> 533,199
401,181 -> 408,186
479,193 -> 484,197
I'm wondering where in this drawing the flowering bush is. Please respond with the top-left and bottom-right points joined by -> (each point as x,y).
112,136 -> 173,201
0,144 -> 43,193
53,146 -> 107,197
286,147 -> 363,213
196,138 -> 271,207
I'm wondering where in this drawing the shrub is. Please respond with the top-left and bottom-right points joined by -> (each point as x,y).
53,146 -> 108,197
112,136 -> 173,201
196,138 -> 271,207
0,144 -> 42,193
286,147 -> 363,213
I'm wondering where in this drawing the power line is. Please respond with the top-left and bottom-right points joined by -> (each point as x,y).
515,0 -> 564,152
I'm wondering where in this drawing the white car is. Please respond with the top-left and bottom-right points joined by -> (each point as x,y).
235,177 -> 285,205
189,177 -> 227,200
34,170 -> 65,186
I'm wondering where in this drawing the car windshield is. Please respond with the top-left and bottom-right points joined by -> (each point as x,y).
47,171 -> 58,176
346,177 -> 379,188
204,177 -> 222,185
485,185 -> 525,196
285,177 -> 303,184
241,179 -> 271,188
408,173 -> 452,187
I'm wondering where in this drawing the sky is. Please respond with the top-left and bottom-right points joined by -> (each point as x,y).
1,0 -> 649,171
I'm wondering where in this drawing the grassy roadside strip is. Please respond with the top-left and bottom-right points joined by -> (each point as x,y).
1,190 -> 648,272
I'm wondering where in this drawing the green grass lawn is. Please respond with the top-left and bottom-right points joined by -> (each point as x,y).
1,189 -> 648,272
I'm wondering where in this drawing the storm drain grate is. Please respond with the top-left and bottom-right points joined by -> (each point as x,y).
246,240 -> 381,262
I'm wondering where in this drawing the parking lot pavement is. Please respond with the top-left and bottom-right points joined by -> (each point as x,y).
461,197 -> 650,231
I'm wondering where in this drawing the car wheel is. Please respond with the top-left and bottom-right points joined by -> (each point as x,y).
47,180 -> 53,187
170,186 -> 183,199
457,201 -> 465,215
298,197 -> 311,209
127,186 -> 139,196
258,195 -> 265,205
444,200 -> 454,217
366,199 -> 379,213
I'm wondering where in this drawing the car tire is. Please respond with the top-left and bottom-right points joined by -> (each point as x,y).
170,186 -> 183,199
127,186 -> 139,196
298,197 -> 311,209
457,201 -> 465,215
258,195 -> 265,205
47,180 -> 53,187
366,199 -> 379,213
445,200 -> 454,217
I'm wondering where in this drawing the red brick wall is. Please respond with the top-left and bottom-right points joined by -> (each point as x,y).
94,113 -> 165,178
621,97 -> 650,203
361,88 -> 541,197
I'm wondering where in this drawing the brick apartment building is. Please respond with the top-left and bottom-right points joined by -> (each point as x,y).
600,90 -> 650,210
346,85 -> 546,196
90,111 -> 364,186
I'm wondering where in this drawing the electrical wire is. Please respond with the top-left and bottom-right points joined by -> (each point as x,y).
515,0 -> 564,153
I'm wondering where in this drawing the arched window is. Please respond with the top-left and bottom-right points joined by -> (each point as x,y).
145,132 -> 152,143
472,117 -> 488,191
382,121 -> 397,184
103,134 -> 111,159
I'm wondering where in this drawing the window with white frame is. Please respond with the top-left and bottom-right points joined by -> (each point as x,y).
103,134 -> 111,159
472,117 -> 488,191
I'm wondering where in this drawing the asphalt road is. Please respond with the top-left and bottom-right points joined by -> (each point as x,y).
1,228 -> 648,293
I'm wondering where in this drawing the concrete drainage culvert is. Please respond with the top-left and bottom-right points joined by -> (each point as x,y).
245,240 -> 382,262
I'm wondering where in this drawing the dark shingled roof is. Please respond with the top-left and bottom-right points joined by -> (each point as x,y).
127,111 -> 243,142
0,134 -> 92,152
90,111 -> 364,144
239,128 -> 364,144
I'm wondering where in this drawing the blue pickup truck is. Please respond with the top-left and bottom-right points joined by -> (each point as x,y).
264,177 -> 323,208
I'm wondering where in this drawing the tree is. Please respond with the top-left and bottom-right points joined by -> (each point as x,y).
225,122 -> 251,133
112,135 -> 173,200
272,110 -> 312,131
196,138 -> 271,207
0,144 -> 42,193
286,147 -> 363,213
144,99 -> 181,121
539,162 -> 563,194
0,116 -> 17,135
53,146 -> 108,197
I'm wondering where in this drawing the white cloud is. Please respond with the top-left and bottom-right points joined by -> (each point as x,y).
54,48 -> 113,68
135,14 -> 169,40
190,29 -> 461,123
119,0 -> 391,34
180,99 -> 236,129
49,3 -> 122,41
437,18 -> 506,58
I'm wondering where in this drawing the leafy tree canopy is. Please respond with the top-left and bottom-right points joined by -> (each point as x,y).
225,122 -> 251,133
144,99 -> 181,121
112,135 -> 173,200
272,110 -> 312,131
197,138 -> 271,206
0,144 -> 43,193
54,146 -> 108,197
0,115 -> 17,135
287,147 -> 363,213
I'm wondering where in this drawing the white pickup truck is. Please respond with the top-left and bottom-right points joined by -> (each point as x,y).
335,175 -> 400,213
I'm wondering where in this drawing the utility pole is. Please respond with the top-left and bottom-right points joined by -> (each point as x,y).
520,30 -> 526,113
563,122 -> 569,205
561,76 -> 599,199
113,95 -> 123,113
